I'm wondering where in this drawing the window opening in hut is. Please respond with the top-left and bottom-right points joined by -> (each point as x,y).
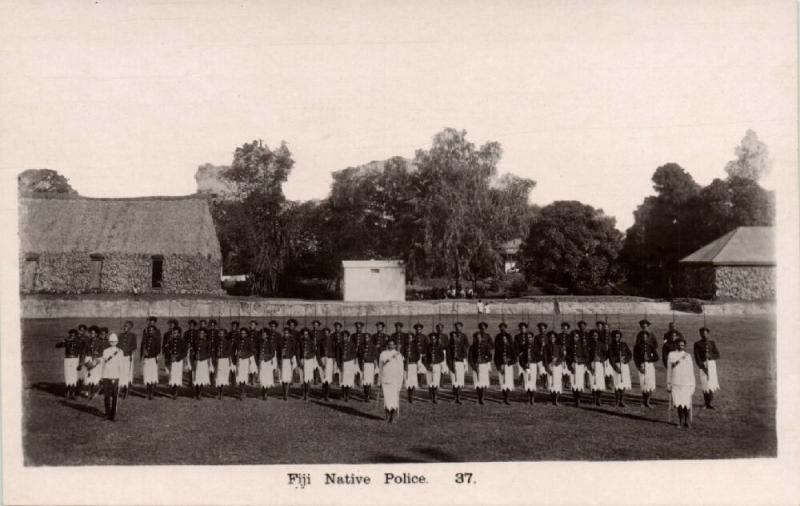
23,256 -> 38,290
152,256 -> 163,288
90,255 -> 103,290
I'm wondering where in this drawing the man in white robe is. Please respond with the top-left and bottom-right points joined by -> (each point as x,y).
379,339 -> 404,423
667,338 -> 696,429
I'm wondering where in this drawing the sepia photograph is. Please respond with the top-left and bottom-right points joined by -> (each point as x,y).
1,0 -> 798,505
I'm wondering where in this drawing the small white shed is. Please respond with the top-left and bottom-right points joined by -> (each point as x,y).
342,260 -> 406,301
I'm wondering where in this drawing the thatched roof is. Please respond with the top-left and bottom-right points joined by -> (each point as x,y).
20,195 -> 221,260
680,226 -> 774,266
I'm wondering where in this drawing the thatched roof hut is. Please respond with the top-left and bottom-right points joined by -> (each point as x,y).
19,195 -> 222,295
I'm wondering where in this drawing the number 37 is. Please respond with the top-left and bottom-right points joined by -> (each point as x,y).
455,472 -> 473,484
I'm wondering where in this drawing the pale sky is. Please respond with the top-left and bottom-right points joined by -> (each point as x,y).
0,0 -> 795,231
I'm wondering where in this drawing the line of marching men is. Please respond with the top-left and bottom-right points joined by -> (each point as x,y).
55,315 -> 721,425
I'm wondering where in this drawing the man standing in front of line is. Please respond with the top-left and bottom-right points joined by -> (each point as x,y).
100,333 -> 124,421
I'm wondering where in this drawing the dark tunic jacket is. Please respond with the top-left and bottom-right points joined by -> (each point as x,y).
140,326 -> 162,359
633,331 -> 660,368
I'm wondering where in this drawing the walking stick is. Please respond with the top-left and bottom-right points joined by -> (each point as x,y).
668,390 -> 672,424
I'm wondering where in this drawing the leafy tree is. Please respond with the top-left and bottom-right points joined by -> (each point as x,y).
724,129 -> 771,181
521,201 -> 623,292
18,169 -> 78,195
211,140 -> 294,295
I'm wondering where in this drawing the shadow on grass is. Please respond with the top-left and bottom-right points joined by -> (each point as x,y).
58,399 -> 106,418
29,381 -> 64,398
366,453 -> 427,463
581,406 -> 673,425
310,400 -> 384,421
410,445 -> 463,462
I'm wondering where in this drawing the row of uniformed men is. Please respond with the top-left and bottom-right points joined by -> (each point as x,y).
56,317 -> 720,409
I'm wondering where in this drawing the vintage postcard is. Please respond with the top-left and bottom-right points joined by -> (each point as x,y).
1,0 -> 798,505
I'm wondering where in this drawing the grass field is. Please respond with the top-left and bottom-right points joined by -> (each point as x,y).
21,313 -> 776,465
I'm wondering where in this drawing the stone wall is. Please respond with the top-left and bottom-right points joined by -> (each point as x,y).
680,265 -> 716,299
714,265 -> 775,301
20,253 -> 222,295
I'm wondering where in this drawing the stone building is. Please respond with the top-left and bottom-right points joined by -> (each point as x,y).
679,226 -> 774,300
19,194 -> 222,295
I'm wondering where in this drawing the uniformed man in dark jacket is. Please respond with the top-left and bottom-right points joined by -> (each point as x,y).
352,321 -> 370,394
278,326 -> 297,400
448,321 -> 470,404
373,321 -> 389,354
494,323 -> 516,405
694,327 -> 721,409
586,328 -> 607,405
255,323 -> 277,400
360,323 -> 381,402
56,328 -> 82,399
566,322 -> 590,406
517,328 -> 540,405
544,330 -> 566,405
469,322 -> 493,405
401,323 -> 424,403
337,327 -> 358,401
633,319 -> 659,407
191,327 -> 213,400
424,323 -> 447,404
662,322 -> 684,368
608,329 -> 633,407
140,317 -> 162,400
211,320 -> 233,400
184,319 -> 199,385
163,319 -> 186,399
117,320 -> 137,399
310,319 -> 323,384
318,325 -> 337,401
299,326 -> 318,401
514,322 -> 532,384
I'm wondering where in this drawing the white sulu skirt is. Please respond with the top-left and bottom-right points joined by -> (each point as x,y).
363,362 -> 376,386
405,362 -> 419,389
639,362 -> 656,392
342,360 -> 357,387
259,359 -> 275,387
119,356 -> 131,386
588,361 -> 606,391
522,367 -> 537,391
280,358 -> 294,384
235,357 -> 251,383
215,358 -> 231,386
671,384 -> 694,408
700,360 -> 720,392
322,357 -> 335,383
303,358 -> 318,383
569,364 -> 587,392
499,364 -> 515,391
143,357 -> 159,384
452,361 -> 467,387
476,363 -> 490,388
169,361 -> 183,386
428,363 -> 443,388
611,362 -> 632,390
547,365 -> 563,392
86,360 -> 103,385
604,359 -> 613,377
64,358 -> 79,386
193,359 -> 211,386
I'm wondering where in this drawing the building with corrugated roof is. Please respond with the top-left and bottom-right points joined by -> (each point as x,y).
679,226 -> 774,300
19,194 -> 222,295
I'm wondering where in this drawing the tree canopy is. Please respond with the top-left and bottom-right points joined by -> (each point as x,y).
18,169 -> 78,196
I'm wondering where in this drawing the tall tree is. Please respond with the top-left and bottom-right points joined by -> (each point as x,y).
18,169 -> 78,195
724,129 -> 771,181
521,201 -> 623,292
211,140 -> 294,295
414,128 -> 535,289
